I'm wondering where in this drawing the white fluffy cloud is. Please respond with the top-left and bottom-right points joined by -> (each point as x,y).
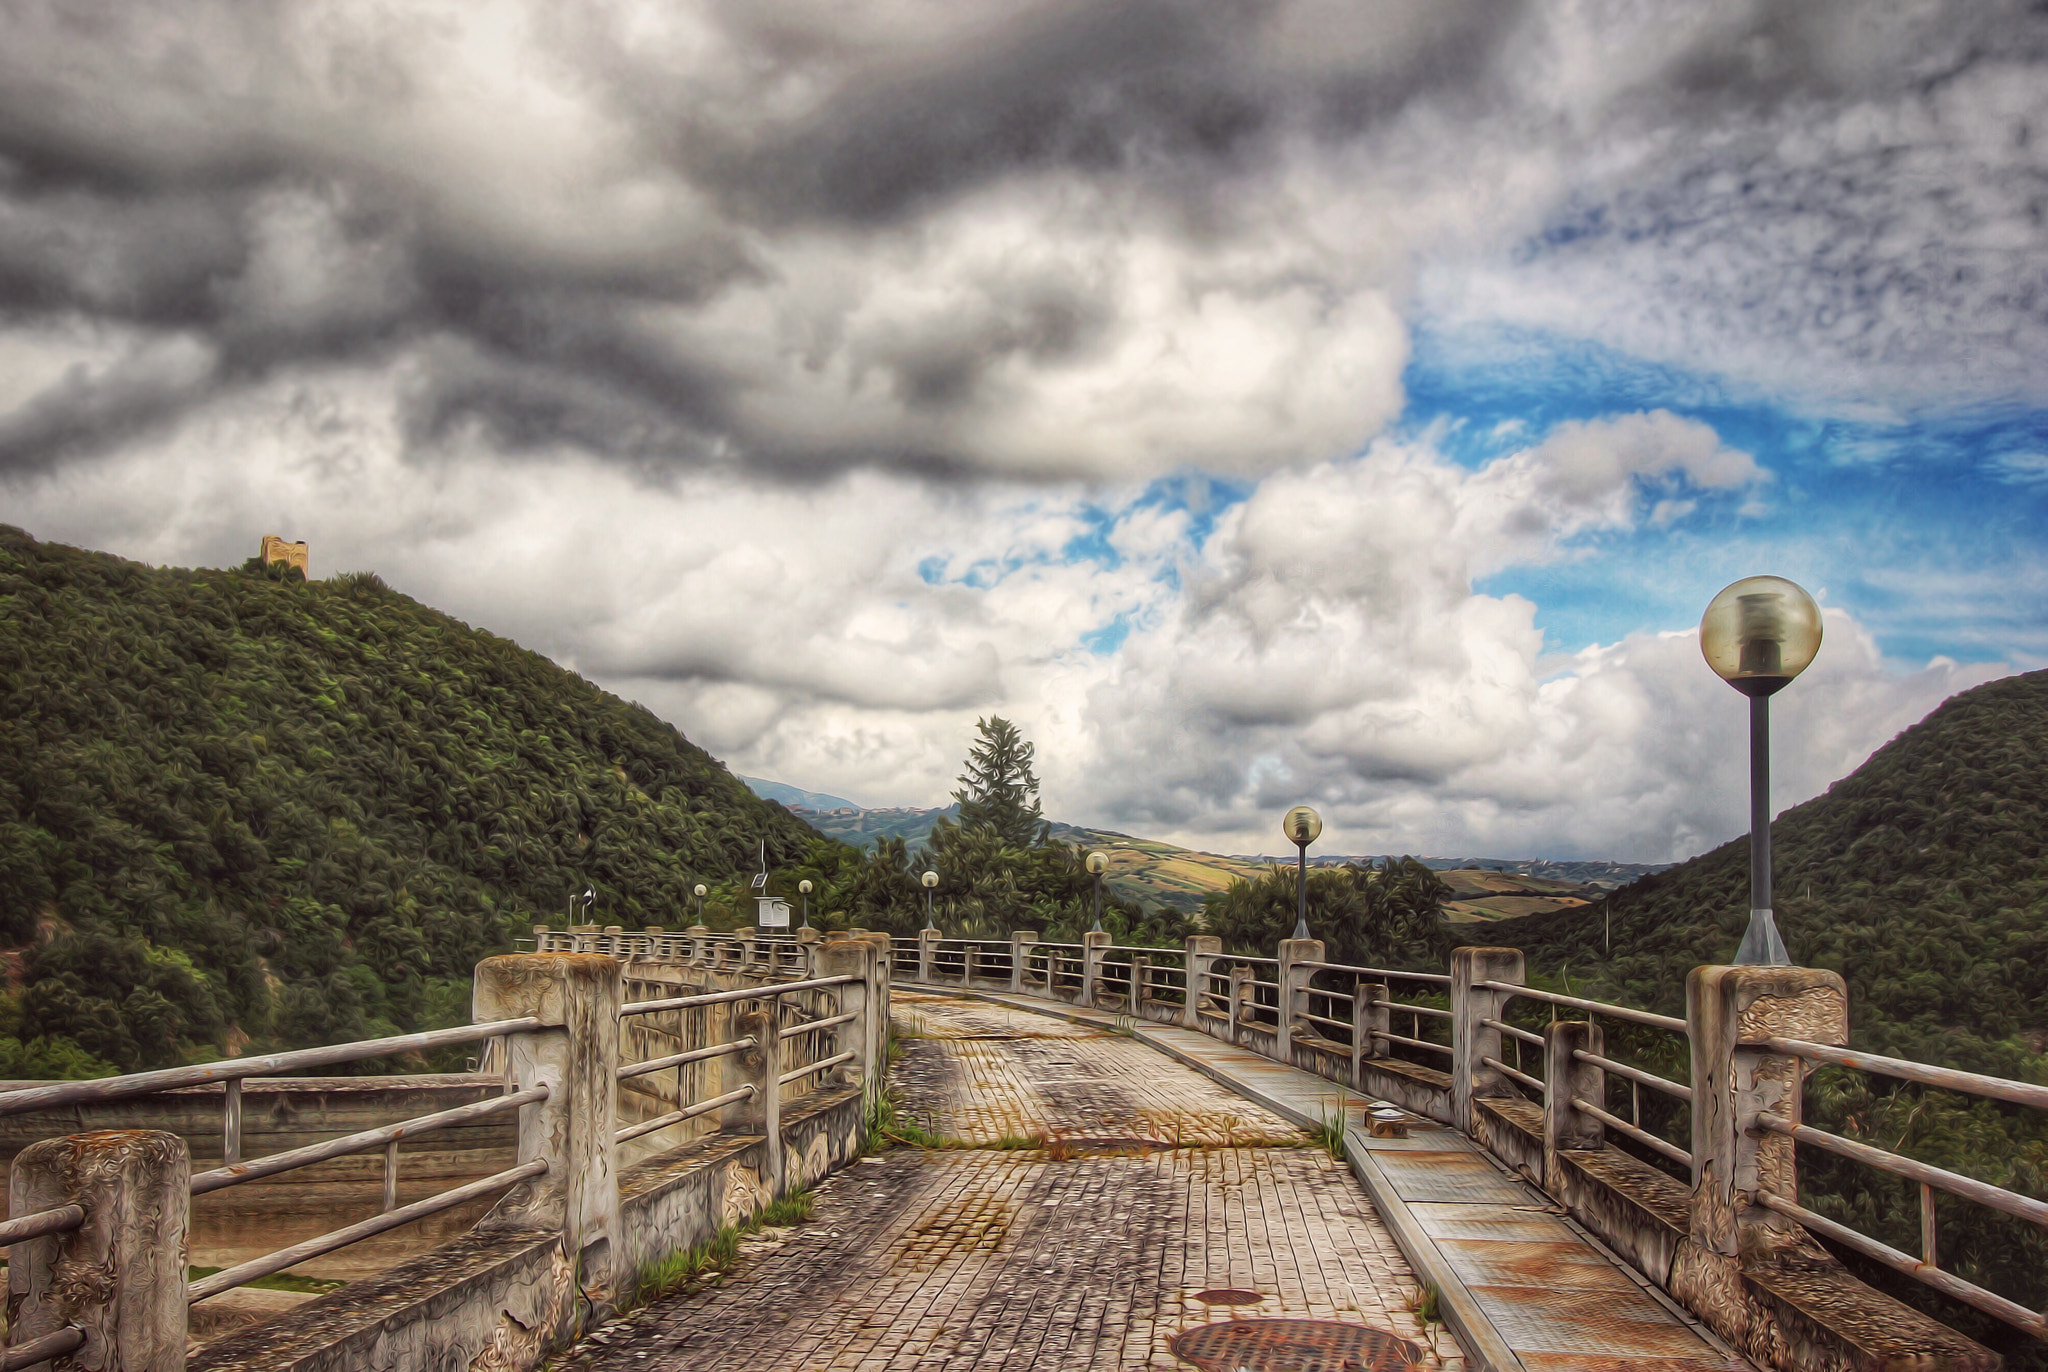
3,367 -> 2001,860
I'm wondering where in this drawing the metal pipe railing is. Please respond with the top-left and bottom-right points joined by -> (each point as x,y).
190,1086 -> 546,1197
0,1018 -> 544,1118
188,1158 -> 550,1303
0,1204 -> 83,1248
1482,982 -> 1686,1034
616,1085 -> 756,1144
621,974 -> 856,1016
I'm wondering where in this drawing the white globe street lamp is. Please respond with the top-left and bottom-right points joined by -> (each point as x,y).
1086,851 -> 1110,933
692,883 -> 707,924
922,869 -> 940,931
798,878 -> 813,929
1700,575 -> 1823,966
1283,805 -> 1323,941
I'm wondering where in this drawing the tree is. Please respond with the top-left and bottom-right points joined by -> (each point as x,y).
952,716 -> 1047,848
1204,858 -> 1453,971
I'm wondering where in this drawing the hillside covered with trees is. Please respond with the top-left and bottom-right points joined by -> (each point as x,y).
0,528 -> 823,1075
1491,668 -> 2048,1364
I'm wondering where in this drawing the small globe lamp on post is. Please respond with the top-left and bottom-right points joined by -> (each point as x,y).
1086,851 -> 1110,933
1283,805 -> 1323,940
1699,575 -> 1823,966
922,869 -> 940,932
692,883 -> 707,924
798,878 -> 813,930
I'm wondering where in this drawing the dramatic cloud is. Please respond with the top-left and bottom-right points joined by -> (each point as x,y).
2,0 -> 2041,478
0,0 -> 2040,859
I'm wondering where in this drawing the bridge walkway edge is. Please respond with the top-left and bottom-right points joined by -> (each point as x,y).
898,983 -> 1757,1372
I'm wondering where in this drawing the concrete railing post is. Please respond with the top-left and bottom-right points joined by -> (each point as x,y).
917,928 -> 939,985
1354,980 -> 1387,1085
1542,1020 -> 1605,1196
1010,930 -> 1037,994
1130,954 -> 1151,1015
1184,936 -> 1220,1028
1228,964 -> 1251,1046
721,1007 -> 784,1197
7,1130 -> 188,1371
1452,947 -> 1525,1134
473,953 -> 623,1310
814,939 -> 881,1103
1687,965 -> 1847,1260
1278,938 -> 1324,1066
1081,930 -> 1111,1009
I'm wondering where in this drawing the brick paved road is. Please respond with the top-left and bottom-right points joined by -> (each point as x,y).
563,993 -> 1464,1371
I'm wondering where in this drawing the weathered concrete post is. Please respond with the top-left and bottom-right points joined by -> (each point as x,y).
1451,947 -> 1525,1134
1184,935 -> 1220,1028
917,927 -> 939,985
473,953 -> 623,1308
814,939 -> 879,1101
1130,954 -> 1151,1016
1081,930 -> 1111,1009
1278,938 -> 1324,1067
1685,965 -> 1846,1260
1542,1020 -> 1605,1197
1354,980 -> 1388,1085
1010,930 -> 1038,994
721,1007 -> 784,1197
8,1130 -> 188,1370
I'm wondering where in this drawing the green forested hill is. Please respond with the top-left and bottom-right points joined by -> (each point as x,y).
1493,667 -> 2048,1073
0,527 -> 822,1074
1488,668 -> 2048,1363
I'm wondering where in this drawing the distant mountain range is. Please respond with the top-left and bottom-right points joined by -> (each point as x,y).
739,778 -> 1667,917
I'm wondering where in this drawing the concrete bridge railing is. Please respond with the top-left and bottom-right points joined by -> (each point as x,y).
896,928 -> 2043,1371
0,931 -> 888,1372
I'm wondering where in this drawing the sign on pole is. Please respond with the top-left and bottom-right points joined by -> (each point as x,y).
756,898 -> 791,929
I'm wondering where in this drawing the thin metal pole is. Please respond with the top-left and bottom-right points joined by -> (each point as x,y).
1091,873 -> 1103,934
1293,843 -> 1309,940
1735,690 -> 1790,964
1751,691 -> 1772,915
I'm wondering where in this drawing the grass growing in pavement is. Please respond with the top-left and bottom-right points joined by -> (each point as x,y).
633,1186 -> 817,1305
1310,1106 -> 1350,1163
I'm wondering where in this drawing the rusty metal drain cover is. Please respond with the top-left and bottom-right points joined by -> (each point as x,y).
1192,1288 -> 1265,1305
1170,1319 -> 1424,1372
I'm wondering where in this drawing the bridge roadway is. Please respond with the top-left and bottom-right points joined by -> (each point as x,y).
560,989 -> 1750,1372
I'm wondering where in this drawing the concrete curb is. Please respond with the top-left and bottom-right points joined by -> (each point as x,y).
898,982 -> 1522,1372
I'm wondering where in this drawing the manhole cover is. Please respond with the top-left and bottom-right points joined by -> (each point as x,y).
1192,1288 -> 1265,1305
1170,1319 -> 1424,1372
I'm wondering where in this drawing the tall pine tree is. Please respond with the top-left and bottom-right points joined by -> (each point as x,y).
952,716 -> 1047,847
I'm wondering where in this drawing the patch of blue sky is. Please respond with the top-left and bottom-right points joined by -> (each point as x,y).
1080,613 -> 1132,655
1406,321 -> 2048,664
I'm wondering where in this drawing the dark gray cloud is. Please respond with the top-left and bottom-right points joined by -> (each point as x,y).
0,0 -> 2041,478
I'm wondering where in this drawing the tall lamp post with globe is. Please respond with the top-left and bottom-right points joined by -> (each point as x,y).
1699,575 -> 1823,966
1086,851 -> 1110,933
1283,805 -> 1322,941
798,879 -> 812,930
692,883 -> 706,925
922,869 -> 940,932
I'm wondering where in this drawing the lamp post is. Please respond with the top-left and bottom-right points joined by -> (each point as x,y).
798,879 -> 812,929
922,869 -> 940,932
1283,806 -> 1322,941
692,883 -> 706,924
1699,575 -> 1823,966
1086,851 -> 1109,933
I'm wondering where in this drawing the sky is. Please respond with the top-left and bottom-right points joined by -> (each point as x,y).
1,0 -> 2043,862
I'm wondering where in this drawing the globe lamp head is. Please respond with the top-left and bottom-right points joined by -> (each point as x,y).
798,879 -> 813,894
921,870 -> 940,889
1085,851 -> 1109,875
1700,576 -> 1822,697
1283,805 -> 1323,849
